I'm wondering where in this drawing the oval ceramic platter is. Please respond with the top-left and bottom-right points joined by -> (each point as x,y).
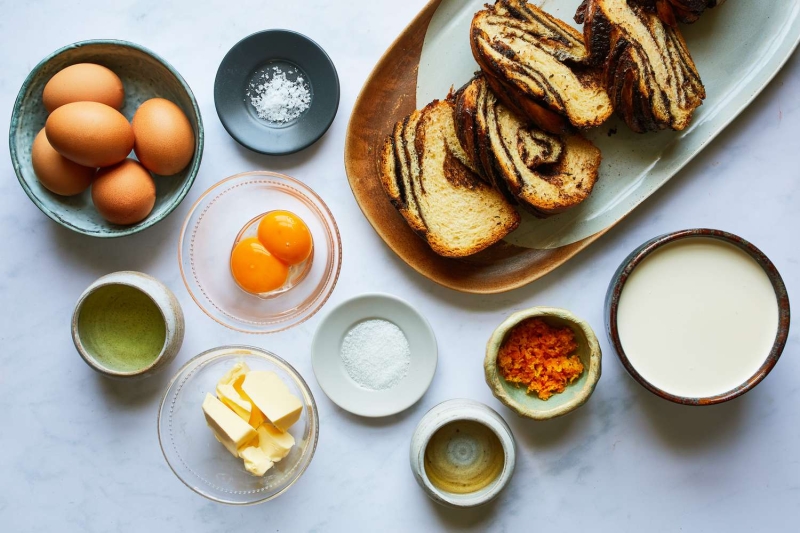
344,0 -> 800,294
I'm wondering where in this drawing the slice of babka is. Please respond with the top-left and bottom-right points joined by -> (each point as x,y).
630,0 -> 726,25
471,0 -> 613,133
576,0 -> 706,132
455,77 -> 602,216
379,99 -> 520,258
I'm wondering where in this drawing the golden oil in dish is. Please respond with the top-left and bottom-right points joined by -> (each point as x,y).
423,420 -> 504,494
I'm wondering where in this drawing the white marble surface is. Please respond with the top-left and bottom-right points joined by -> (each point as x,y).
1,1 -> 798,531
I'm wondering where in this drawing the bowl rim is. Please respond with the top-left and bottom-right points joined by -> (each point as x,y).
605,228 -> 791,406
484,307 -> 602,421
310,292 -> 438,417
9,38 -> 204,238
177,170 -> 342,334
156,345 -> 320,505
213,28 -> 340,155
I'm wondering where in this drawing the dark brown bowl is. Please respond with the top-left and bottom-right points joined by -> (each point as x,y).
605,229 -> 790,405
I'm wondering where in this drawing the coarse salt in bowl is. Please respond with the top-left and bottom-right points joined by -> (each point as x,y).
311,293 -> 438,417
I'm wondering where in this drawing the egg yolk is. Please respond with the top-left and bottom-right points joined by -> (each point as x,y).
257,211 -> 312,265
230,237 -> 289,294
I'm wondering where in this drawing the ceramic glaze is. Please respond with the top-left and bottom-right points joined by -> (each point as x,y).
423,420 -> 504,495
410,399 -> 515,508
72,271 -> 185,378
617,238 -> 779,398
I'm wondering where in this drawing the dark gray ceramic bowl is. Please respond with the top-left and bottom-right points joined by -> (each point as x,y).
214,30 -> 339,155
9,40 -> 204,238
605,229 -> 791,406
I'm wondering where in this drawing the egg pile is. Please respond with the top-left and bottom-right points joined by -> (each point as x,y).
33,63 -> 195,225
231,211 -> 313,295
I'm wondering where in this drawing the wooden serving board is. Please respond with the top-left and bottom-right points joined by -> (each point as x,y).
344,0 -> 800,294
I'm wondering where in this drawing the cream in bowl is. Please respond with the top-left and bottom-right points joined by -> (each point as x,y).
410,399 -> 515,508
606,229 -> 790,404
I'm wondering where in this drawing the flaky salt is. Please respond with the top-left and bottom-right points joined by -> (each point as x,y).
247,66 -> 311,122
340,319 -> 411,391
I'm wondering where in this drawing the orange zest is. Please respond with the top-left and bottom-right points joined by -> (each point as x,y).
497,318 -> 584,400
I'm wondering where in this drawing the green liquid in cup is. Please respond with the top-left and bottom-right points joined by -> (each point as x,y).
78,284 -> 167,373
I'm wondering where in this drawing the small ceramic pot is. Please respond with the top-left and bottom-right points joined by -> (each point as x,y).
485,307 -> 602,420
409,399 -> 516,508
72,271 -> 185,378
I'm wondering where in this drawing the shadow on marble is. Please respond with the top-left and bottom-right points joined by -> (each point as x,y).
228,128 -> 331,173
624,373 -> 748,452
43,205 -> 182,280
333,394 -> 427,428
429,493 -> 501,530
91,361 -> 177,410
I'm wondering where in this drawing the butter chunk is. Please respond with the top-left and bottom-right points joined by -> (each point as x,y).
241,371 -> 303,432
218,362 -> 250,387
238,446 -> 274,477
216,383 -> 252,421
202,393 -> 257,457
248,405 -> 267,429
257,423 -> 295,462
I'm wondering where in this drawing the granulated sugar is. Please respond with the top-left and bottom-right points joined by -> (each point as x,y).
247,66 -> 311,122
340,319 -> 411,391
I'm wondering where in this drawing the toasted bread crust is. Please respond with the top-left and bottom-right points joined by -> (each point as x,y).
380,100 -> 520,258
578,0 -> 705,132
471,0 -> 612,131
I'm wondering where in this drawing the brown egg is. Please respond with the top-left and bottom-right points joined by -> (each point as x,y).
92,159 -> 156,225
31,129 -> 95,196
42,63 -> 124,113
132,98 -> 195,175
45,102 -> 134,167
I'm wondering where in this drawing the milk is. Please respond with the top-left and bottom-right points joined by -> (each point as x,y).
617,238 -> 779,398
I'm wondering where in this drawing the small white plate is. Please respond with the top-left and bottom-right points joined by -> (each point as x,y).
311,293 -> 437,417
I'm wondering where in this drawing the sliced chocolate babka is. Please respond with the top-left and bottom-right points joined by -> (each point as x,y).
455,77 -> 602,216
379,99 -> 520,258
471,0 -> 613,133
576,0 -> 706,133
630,0 -> 726,25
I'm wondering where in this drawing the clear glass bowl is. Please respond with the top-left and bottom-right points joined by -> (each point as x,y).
179,171 -> 341,333
157,346 -> 319,505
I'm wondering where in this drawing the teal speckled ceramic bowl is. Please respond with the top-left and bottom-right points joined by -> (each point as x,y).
9,40 -> 204,237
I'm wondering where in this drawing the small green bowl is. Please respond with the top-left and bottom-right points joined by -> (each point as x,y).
9,40 -> 204,237
485,307 -> 602,421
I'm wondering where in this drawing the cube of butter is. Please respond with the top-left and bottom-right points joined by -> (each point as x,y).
216,383 -> 252,422
241,371 -> 303,432
238,446 -> 274,476
202,393 -> 257,457
257,423 -> 295,462
218,362 -> 250,387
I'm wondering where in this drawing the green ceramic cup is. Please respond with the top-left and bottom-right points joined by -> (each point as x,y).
485,307 -> 602,421
9,40 -> 204,237
72,271 -> 185,378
